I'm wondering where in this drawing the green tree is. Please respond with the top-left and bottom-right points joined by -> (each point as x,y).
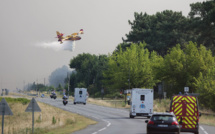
69,53 -> 108,95
158,42 -> 215,96
194,68 -> 215,111
103,43 -> 162,90
123,10 -> 191,56
189,1 -> 215,53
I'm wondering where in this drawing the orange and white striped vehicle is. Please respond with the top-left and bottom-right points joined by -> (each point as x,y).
170,94 -> 201,134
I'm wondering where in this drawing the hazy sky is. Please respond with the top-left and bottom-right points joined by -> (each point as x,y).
0,0 -> 205,90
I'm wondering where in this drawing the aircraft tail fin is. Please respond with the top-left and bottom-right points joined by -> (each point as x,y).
79,29 -> 84,34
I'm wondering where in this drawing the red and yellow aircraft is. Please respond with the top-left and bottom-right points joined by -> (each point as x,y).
56,29 -> 84,44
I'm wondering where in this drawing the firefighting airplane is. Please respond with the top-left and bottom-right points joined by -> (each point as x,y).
56,29 -> 84,44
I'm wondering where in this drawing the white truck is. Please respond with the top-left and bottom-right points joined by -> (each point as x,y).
129,88 -> 153,118
74,88 -> 87,105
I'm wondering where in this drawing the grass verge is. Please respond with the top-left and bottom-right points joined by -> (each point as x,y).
0,97 -> 97,134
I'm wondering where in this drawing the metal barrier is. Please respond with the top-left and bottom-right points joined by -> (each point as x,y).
27,93 -> 38,96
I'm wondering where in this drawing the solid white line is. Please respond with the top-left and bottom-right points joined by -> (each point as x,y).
98,127 -> 106,131
91,119 -> 111,134
200,126 -> 209,134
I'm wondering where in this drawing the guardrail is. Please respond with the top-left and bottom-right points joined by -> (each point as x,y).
105,100 -> 126,108
201,112 -> 215,116
27,93 -> 38,96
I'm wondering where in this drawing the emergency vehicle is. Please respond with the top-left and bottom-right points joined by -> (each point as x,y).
74,88 -> 87,105
129,88 -> 153,118
170,93 -> 201,134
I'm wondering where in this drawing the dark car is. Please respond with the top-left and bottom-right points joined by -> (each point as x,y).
145,112 -> 180,134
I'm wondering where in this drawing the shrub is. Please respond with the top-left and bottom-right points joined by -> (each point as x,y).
0,97 -> 30,105
52,116 -> 56,124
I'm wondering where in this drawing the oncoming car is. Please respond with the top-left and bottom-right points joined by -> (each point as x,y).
145,112 -> 180,134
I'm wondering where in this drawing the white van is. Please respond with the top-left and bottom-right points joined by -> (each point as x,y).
74,88 -> 87,105
129,88 -> 153,118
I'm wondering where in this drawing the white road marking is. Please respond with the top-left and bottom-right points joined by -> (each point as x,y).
98,128 -> 106,131
91,119 -> 111,134
200,126 -> 209,134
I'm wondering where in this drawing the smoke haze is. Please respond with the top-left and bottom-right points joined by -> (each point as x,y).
49,65 -> 74,88
36,41 -> 76,51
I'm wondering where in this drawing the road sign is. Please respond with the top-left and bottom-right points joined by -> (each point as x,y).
25,98 -> 41,112
25,98 -> 41,134
0,98 -> 13,115
184,87 -> 189,93
1,98 -> 13,134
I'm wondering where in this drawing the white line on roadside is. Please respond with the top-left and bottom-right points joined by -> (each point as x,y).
91,119 -> 111,134
200,126 -> 209,134
98,128 -> 106,131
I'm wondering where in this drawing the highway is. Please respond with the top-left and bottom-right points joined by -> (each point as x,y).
36,98 -> 213,134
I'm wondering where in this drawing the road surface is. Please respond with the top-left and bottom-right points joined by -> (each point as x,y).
36,98 -> 213,134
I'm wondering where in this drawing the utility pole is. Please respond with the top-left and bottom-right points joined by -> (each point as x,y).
23,80 -> 25,90
68,72 -> 70,97
36,79 -> 38,95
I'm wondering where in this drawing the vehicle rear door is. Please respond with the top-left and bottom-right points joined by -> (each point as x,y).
183,96 -> 198,130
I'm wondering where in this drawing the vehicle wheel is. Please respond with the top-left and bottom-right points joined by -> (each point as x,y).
130,115 -> 134,118
84,103 -> 86,105
74,102 -> 76,105
194,132 -> 199,134
63,101 -> 67,105
54,97 -> 56,99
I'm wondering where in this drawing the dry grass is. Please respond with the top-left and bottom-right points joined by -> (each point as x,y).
87,98 -> 130,108
0,96 -> 97,134
199,115 -> 215,126
153,99 -> 170,112
88,98 -> 113,107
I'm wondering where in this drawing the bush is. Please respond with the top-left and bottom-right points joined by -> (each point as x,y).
52,116 -> 56,124
0,97 -> 30,105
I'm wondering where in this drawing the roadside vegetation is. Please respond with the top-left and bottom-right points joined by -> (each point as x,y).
0,97 -> 96,134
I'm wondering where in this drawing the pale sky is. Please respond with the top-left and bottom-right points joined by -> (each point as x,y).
0,0 -> 205,90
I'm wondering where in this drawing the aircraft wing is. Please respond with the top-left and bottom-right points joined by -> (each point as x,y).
72,33 -> 78,37
64,35 -> 71,40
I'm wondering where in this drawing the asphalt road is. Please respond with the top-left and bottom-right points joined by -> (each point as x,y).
36,98 -> 214,134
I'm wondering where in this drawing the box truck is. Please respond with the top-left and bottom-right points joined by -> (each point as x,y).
129,88 -> 153,118
74,88 -> 87,105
